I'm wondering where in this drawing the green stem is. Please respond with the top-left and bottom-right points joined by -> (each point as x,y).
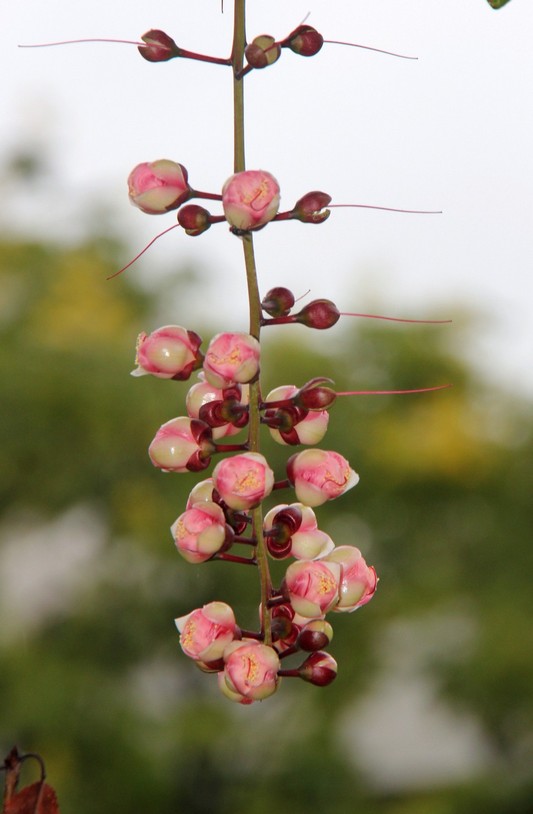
232,0 -> 273,646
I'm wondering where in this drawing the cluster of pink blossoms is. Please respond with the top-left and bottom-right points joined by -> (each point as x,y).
123,15 -> 444,704
131,239 -> 377,702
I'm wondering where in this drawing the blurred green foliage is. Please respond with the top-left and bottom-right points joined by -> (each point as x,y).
1,235 -> 532,813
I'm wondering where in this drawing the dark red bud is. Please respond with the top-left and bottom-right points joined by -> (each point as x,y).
245,35 -> 281,68
284,25 -> 324,57
298,652 -> 338,686
295,385 -> 337,410
138,29 -> 180,63
295,299 -> 341,330
177,204 -> 212,236
261,286 -> 296,317
292,191 -> 332,224
297,627 -> 331,653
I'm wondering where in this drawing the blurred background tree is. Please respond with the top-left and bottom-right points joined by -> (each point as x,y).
1,224 -> 532,813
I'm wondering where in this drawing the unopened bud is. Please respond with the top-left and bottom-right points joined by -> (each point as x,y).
295,299 -> 341,330
298,651 -> 337,686
261,286 -> 295,317
291,191 -> 332,224
297,620 -> 334,652
294,378 -> 337,410
245,35 -> 281,69
138,29 -> 180,62
128,160 -> 191,214
178,204 -> 212,236
283,25 -> 324,57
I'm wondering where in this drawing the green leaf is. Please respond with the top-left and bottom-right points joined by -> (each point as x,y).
486,0 -> 512,8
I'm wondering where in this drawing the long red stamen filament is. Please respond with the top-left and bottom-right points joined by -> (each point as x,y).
336,385 -> 452,396
324,39 -> 417,60
19,38 -> 143,48
106,223 -> 179,280
329,204 -> 442,214
340,312 -> 452,324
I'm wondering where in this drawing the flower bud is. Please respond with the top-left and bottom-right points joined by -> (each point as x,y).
222,640 -> 280,701
245,35 -> 281,68
212,452 -> 274,511
175,601 -> 236,662
284,559 -> 341,617
177,204 -> 212,236
264,385 -> 329,445
287,449 -> 359,507
171,501 -> 228,563
297,619 -> 334,651
298,651 -> 337,686
131,325 -> 203,380
222,170 -> 280,231
261,286 -> 295,317
186,478 -> 215,508
203,332 -> 260,389
264,502 -> 333,560
186,375 -> 249,439
149,417 -> 215,473
324,546 -> 378,612
293,378 -> 337,410
138,29 -> 180,62
284,25 -> 324,57
295,299 -> 341,330
291,191 -> 331,224
128,159 -> 191,214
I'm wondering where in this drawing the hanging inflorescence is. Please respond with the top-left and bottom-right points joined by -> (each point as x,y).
27,9 -> 449,704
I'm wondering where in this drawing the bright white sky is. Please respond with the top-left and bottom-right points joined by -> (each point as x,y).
2,0 -> 533,395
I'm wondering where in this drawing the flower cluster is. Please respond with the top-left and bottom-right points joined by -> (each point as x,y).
122,8 -> 446,703
133,289 -> 378,702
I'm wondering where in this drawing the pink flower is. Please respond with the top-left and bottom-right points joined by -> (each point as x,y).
131,325 -> 202,380
148,417 -> 214,473
222,170 -> 280,231
186,374 -> 249,439
264,503 -> 334,560
171,502 -> 228,563
284,559 -> 341,618
203,332 -> 260,389
175,601 -> 237,662
324,546 -> 378,612
212,452 -> 274,511
265,385 -> 329,445
128,159 -> 191,214
287,449 -> 359,507
221,640 -> 280,701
